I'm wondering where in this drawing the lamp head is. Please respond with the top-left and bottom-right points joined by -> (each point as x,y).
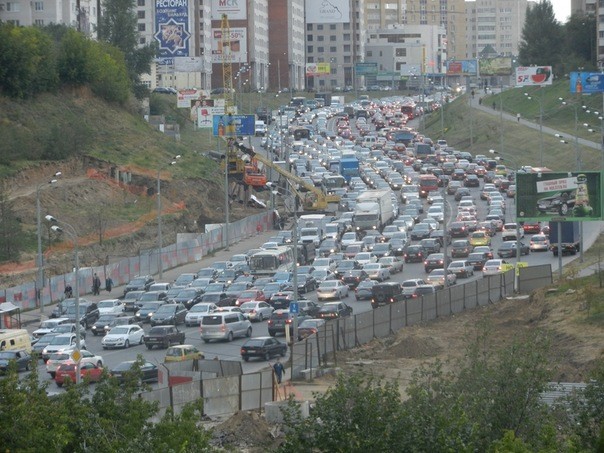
50,225 -> 63,232
45,215 -> 57,223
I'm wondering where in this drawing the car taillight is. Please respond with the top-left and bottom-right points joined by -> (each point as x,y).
267,320 -> 273,325
286,319 -> 292,324
220,325 -> 226,332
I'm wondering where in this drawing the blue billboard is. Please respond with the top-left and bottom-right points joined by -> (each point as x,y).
355,62 -> 378,76
446,60 -> 478,76
154,0 -> 191,66
212,114 -> 255,137
570,72 -> 604,94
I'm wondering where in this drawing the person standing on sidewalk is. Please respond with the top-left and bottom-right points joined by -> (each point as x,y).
272,358 -> 285,384
517,113 -> 521,122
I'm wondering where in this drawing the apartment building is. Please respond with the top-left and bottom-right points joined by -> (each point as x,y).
305,0 -> 367,91
0,0 -> 98,36
465,0 -> 528,59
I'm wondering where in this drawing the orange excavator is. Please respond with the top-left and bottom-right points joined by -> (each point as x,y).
243,158 -> 267,187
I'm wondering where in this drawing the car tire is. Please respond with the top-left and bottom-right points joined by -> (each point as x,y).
258,313 -> 263,322
97,361 -> 102,367
269,332 -> 276,337
246,327 -> 252,337
203,339 -> 210,343
227,331 -> 234,342
124,340 -> 130,348
139,336 -> 144,345
146,344 -> 153,350
56,382 -> 63,387
280,349 -> 286,357
243,356 -> 249,362
163,341 -> 169,349
264,352 -> 271,361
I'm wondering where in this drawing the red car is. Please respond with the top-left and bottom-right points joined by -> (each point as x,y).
235,289 -> 266,307
54,362 -> 104,387
522,222 -> 541,234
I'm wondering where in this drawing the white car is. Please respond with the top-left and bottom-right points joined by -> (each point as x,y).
239,301 -> 274,322
41,333 -> 87,361
317,281 -> 349,301
46,349 -> 103,378
354,252 -> 377,266
184,303 -> 217,327
426,206 -> 445,223
101,324 -> 145,349
341,232 -> 358,247
362,263 -> 390,282
97,299 -> 124,315
529,234 -> 550,251
426,269 -> 457,289
32,318 -> 70,339
482,259 -> 508,276
502,223 -> 524,241
312,258 -> 337,272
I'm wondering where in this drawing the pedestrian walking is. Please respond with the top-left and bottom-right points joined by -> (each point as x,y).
105,277 -> 113,292
478,98 -> 482,106
492,102 -> 496,110
92,273 -> 101,295
517,113 -> 521,122
272,358 -> 285,384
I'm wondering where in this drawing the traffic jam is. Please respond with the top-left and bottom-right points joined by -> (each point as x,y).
19,94 -> 559,388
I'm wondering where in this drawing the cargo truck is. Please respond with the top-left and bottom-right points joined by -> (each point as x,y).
548,221 -> 580,256
298,214 -> 332,246
339,157 -> 360,183
353,189 -> 394,232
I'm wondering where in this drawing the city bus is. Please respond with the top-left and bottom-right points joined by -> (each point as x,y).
249,246 -> 295,276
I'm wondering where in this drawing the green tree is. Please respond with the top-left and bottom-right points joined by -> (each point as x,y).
518,1 -> 563,76
563,13 -> 597,71
97,0 -> 156,98
280,373 -> 407,452
88,42 -> 131,103
0,23 -> 58,98
57,28 -> 95,85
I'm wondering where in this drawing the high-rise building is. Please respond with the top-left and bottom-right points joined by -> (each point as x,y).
305,0 -> 366,91
399,0 -> 466,60
0,0 -> 98,36
465,0 -> 528,59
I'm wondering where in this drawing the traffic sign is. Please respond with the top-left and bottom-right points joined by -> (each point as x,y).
71,350 -> 82,362
289,302 -> 299,314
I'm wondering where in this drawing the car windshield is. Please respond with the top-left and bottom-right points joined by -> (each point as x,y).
240,302 -> 258,310
97,315 -> 116,322
141,302 -> 162,310
98,301 -> 116,308
129,278 -> 146,286
49,336 -> 71,345
109,327 -> 130,335
112,361 -> 136,372
156,305 -> 175,313
320,282 -> 338,288
364,264 -> 379,270
49,352 -> 71,361
321,304 -> 338,312
176,290 -> 196,298
190,304 -> 210,313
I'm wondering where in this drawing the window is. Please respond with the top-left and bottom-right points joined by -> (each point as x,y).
330,46 -> 336,52
318,36 -> 324,41
34,19 -> 44,25
138,23 -> 146,31
307,35 -> 313,41
34,1 -> 43,10
137,0 -> 145,5
343,44 -> 351,52
318,47 -> 324,53
330,24 -> 336,30
307,45 -> 314,53
343,23 -> 350,30
330,35 -> 336,41
6,2 -> 20,11
317,24 -> 323,30
395,48 -> 406,57
137,10 -> 145,18
139,37 -> 146,44
307,24 -> 313,30
367,51 -> 373,57
343,33 -> 351,41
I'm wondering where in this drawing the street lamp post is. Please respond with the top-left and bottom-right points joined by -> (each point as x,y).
37,172 -> 61,315
46,216 -> 82,384
524,92 -> 544,166
157,156 -> 181,279
489,150 -> 521,292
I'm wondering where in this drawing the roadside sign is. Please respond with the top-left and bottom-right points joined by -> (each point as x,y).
515,262 -> 528,276
289,302 -> 299,314
71,350 -> 82,362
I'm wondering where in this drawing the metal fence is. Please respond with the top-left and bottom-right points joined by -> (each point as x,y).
140,268 -> 527,417
0,212 -> 272,311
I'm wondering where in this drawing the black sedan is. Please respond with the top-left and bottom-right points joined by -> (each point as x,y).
0,350 -> 31,373
424,253 -> 445,272
296,274 -> 317,293
110,360 -> 158,383
240,337 -> 287,361
91,314 -> 120,336
149,303 -> 187,326
451,240 -> 472,258
497,241 -> 530,258
404,245 -> 424,263
172,288 -> 204,310
341,270 -> 369,288
466,252 -> 490,271
317,302 -> 353,319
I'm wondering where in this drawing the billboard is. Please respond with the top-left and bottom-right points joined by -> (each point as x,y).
174,57 -> 204,73
446,60 -> 478,76
479,57 -> 513,76
306,62 -> 331,77
210,0 -> 246,20
355,62 -> 378,76
516,172 -> 602,222
154,0 -> 191,65
211,28 -> 247,63
197,106 -> 224,128
305,0 -> 350,24
176,89 -> 210,108
212,114 -> 255,137
515,66 -> 553,86
570,72 -> 604,94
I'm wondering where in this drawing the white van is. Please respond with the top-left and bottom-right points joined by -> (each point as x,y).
0,329 -> 32,353
255,120 -> 267,136
199,312 -> 252,343
361,136 -> 378,148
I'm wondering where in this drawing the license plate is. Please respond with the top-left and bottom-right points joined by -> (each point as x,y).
247,349 -> 255,353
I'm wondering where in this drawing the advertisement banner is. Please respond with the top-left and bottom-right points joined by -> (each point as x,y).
177,89 -> 210,108
306,63 -> 331,76
197,106 -> 224,128
515,66 -> 553,86
570,72 -> 604,94
212,114 -> 255,137
211,28 -> 248,63
479,57 -> 513,76
174,56 -> 204,72
154,0 -> 191,64
210,0 -> 246,20
446,60 -> 477,76
355,62 -> 378,75
305,0 -> 350,24
516,172 -> 602,221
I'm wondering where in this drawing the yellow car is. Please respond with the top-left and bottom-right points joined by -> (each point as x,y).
495,164 -> 508,176
164,345 -> 204,363
469,231 -> 491,247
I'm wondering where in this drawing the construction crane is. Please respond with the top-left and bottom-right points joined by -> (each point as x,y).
219,14 -> 245,177
233,141 -> 339,212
